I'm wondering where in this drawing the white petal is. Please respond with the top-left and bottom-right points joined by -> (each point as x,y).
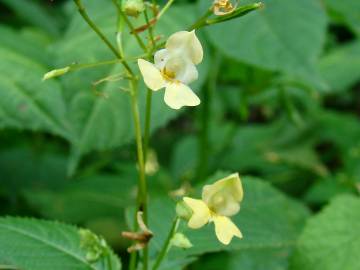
175,62 -> 198,85
166,30 -> 203,65
154,49 -> 170,70
183,197 -> 211,229
164,83 -> 200,110
137,59 -> 165,91
213,216 -> 242,245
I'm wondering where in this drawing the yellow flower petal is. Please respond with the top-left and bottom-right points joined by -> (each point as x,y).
213,215 -> 242,245
202,173 -> 243,217
166,30 -> 203,65
137,59 -> 166,91
164,83 -> 200,110
183,197 -> 211,229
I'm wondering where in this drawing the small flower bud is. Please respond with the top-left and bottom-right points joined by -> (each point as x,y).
42,66 -> 70,81
122,0 -> 145,17
171,233 -> 193,249
79,229 -> 107,263
176,201 -> 193,220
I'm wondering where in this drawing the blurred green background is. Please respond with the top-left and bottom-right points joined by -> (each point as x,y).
0,0 -> 359,269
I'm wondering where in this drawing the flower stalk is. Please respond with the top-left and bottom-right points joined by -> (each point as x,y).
152,217 -> 180,270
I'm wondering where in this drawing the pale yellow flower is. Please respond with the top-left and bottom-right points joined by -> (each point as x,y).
183,173 -> 243,245
137,30 -> 203,110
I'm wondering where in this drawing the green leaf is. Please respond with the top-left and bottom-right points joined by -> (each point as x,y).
324,0 -> 360,35
24,173 -> 136,223
0,217 -> 121,270
147,174 -> 309,267
291,195 -> 360,270
200,0 -> 327,77
0,26 -> 71,139
319,40 -> 360,92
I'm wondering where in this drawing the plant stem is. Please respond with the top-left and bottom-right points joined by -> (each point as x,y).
144,9 -> 155,48
142,6 -> 157,162
187,7 -> 213,30
73,0 -> 133,74
143,89 -> 153,161
72,1 -> 149,269
129,79 -> 149,270
111,0 -> 148,52
156,0 -> 175,20
152,218 -> 180,270
69,57 -> 142,72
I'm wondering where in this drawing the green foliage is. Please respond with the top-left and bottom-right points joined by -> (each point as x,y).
291,195 -> 360,270
0,217 -> 121,270
0,0 -> 360,269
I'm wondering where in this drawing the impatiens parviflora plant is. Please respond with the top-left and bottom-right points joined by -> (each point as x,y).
42,0 -> 262,269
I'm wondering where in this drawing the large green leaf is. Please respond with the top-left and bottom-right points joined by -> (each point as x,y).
291,195 -> 360,270
0,217 -> 121,270
146,174 -> 309,268
0,26 -> 71,139
200,0 -> 327,78
319,40 -> 360,92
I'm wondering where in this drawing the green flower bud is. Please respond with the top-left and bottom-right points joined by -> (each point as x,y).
79,229 -> 108,263
122,0 -> 145,17
176,201 -> 193,220
171,233 -> 193,249
42,66 -> 70,81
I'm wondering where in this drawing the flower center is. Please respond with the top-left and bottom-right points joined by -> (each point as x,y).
161,67 -> 177,82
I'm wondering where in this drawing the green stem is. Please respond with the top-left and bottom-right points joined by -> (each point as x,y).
152,218 -> 180,270
143,89 -> 153,161
111,0 -> 148,52
73,0 -> 133,74
144,9 -> 155,49
156,0 -> 175,20
189,2 -> 263,30
73,1 -> 149,269
187,7 -> 212,30
129,79 -> 149,270
69,57 -> 142,72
